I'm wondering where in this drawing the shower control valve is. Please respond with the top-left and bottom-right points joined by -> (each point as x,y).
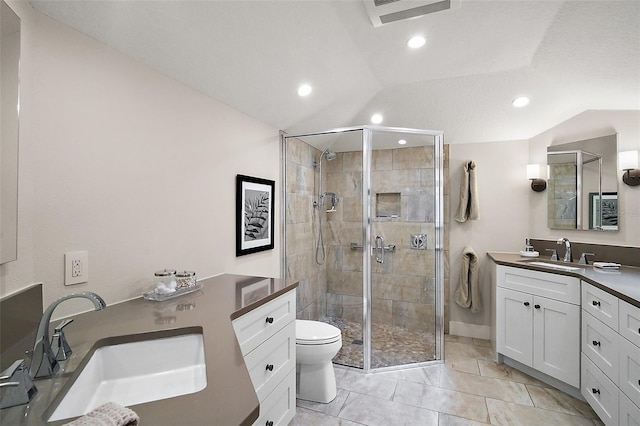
410,234 -> 427,250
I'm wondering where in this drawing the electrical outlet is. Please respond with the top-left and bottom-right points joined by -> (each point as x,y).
65,251 -> 88,285
72,259 -> 82,277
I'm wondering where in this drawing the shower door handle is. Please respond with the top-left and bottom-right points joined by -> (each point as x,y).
375,236 -> 384,264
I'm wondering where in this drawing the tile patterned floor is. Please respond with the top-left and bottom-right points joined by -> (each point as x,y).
324,317 -> 436,369
293,335 -> 603,425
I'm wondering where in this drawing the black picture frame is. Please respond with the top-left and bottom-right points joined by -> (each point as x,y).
236,174 -> 275,256
589,192 -> 618,231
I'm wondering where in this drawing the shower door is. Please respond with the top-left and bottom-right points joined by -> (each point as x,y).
282,126 -> 443,372
364,128 -> 443,370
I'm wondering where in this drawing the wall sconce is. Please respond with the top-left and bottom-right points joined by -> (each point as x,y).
619,150 -> 640,187
527,164 -> 547,192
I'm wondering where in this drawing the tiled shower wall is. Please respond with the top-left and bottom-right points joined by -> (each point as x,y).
286,138 -> 326,319
285,138 -> 450,333
325,147 -> 444,332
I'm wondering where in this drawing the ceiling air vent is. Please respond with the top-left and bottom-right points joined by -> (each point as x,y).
363,0 -> 460,27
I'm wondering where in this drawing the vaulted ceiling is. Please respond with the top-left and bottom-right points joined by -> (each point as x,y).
29,0 -> 640,144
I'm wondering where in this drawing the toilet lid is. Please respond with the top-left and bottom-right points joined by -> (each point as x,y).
296,320 -> 341,344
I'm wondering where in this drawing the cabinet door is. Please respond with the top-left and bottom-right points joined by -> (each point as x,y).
620,299 -> 640,348
533,295 -> 580,387
619,336 -> 640,407
619,390 -> 640,426
497,287 -> 533,366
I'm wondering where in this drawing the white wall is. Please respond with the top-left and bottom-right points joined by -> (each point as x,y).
529,110 -> 640,246
449,140 -> 530,330
0,2 -> 281,317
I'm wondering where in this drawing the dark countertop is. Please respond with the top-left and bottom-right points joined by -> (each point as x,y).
488,252 -> 640,308
0,274 -> 298,426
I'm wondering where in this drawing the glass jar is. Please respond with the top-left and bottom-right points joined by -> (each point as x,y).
154,269 -> 177,294
175,271 -> 197,289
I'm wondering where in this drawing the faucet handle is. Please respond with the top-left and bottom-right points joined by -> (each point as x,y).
0,359 -> 37,409
52,319 -> 74,361
0,359 -> 26,381
54,318 -> 74,333
545,248 -> 558,261
579,253 -> 595,265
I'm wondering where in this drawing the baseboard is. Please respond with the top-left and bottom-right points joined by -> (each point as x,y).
448,321 -> 491,340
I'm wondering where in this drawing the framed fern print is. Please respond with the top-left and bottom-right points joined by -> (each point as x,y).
236,174 -> 275,256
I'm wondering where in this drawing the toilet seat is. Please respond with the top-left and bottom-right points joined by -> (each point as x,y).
296,320 -> 341,345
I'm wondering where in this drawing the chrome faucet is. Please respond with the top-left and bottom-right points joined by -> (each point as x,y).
30,292 -> 106,379
557,238 -> 572,263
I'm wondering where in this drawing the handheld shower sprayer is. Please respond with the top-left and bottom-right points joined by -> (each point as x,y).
314,148 -> 337,264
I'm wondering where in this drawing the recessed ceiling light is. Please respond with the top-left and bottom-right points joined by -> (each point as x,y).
512,96 -> 530,107
371,113 -> 383,124
407,36 -> 426,49
297,84 -> 312,97
398,139 -> 407,145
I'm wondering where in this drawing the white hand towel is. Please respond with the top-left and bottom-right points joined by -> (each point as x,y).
63,402 -> 139,426
455,161 -> 479,223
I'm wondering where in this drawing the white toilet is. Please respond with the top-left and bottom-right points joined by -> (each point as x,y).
295,319 -> 342,403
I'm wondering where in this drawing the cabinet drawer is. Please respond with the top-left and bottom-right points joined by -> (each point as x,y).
497,265 -> 580,304
619,391 -> 640,426
582,283 -> 618,331
253,368 -> 296,426
619,336 -> 640,407
233,290 -> 296,355
244,321 -> 295,402
583,310 -> 619,383
582,353 -> 619,426
620,300 -> 640,348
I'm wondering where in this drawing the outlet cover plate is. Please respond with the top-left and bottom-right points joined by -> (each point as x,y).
65,251 -> 88,285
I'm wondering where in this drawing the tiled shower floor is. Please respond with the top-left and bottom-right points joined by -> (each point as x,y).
324,317 -> 436,369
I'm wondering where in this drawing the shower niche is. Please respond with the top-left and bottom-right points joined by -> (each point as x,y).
282,126 -> 444,372
375,192 -> 400,218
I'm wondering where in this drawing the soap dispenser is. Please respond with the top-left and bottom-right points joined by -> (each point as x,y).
520,238 -> 539,257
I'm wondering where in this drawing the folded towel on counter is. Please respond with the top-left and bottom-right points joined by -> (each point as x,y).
593,262 -> 621,270
454,161 -> 479,223
63,402 -> 139,426
454,246 -> 481,313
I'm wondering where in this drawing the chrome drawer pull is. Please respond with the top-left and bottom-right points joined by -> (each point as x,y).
592,340 -> 601,347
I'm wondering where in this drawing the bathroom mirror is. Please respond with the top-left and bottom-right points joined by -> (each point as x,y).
0,0 -> 20,264
547,134 -> 618,231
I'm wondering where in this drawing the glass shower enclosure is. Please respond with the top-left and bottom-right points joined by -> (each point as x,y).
282,126 -> 444,372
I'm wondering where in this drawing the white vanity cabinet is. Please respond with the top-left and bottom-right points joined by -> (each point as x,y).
580,282 -> 640,426
233,290 -> 296,426
496,265 -> 581,387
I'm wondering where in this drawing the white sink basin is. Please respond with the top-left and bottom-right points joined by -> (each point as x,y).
527,261 -> 582,272
49,333 -> 207,422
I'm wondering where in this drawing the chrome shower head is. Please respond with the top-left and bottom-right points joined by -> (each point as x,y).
321,148 -> 337,162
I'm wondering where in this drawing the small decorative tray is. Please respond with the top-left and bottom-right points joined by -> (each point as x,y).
519,250 -> 539,257
143,283 -> 203,302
